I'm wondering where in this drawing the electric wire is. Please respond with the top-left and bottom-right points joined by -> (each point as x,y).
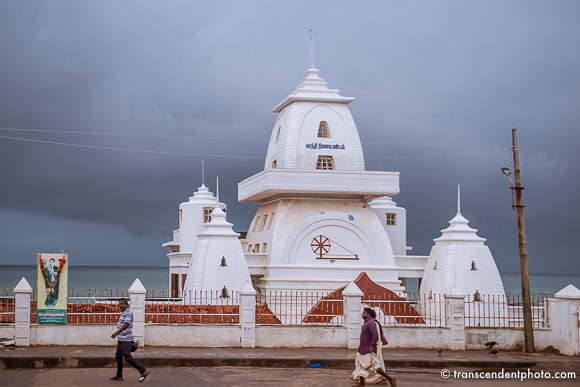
0,135 -> 265,159
366,149 -> 509,159
0,127 -> 266,142
0,127 -> 509,160
0,127 -> 503,147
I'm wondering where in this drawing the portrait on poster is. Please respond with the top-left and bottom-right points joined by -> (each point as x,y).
37,253 -> 68,324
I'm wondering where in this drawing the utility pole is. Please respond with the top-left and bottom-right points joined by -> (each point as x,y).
511,128 -> 535,353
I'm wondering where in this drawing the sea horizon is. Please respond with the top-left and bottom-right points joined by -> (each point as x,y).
1,264 -> 579,298
3,263 -> 578,274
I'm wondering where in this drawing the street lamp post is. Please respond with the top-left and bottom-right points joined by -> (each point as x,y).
501,128 -> 535,353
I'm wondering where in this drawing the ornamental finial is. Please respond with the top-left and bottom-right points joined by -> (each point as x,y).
457,185 -> 461,215
309,29 -> 314,68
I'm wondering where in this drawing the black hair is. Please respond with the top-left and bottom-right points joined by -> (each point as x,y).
119,298 -> 129,304
376,319 -> 384,335
363,307 -> 376,319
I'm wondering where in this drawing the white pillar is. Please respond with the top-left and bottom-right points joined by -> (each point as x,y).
239,281 -> 257,348
554,284 -> 580,356
128,278 -> 146,346
14,277 -> 33,347
343,281 -> 364,350
445,287 -> 466,350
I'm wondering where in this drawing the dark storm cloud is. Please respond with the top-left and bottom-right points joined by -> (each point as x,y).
0,1 -> 579,273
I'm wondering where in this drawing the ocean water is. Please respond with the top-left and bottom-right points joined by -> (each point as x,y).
1,265 -> 579,297
0,265 -> 168,293
501,273 -> 580,297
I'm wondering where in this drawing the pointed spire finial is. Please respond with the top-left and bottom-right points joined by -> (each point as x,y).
457,185 -> 461,215
216,176 -> 219,204
202,159 -> 205,185
309,29 -> 313,68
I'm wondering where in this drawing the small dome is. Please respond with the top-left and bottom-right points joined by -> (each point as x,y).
272,67 -> 354,113
433,213 -> 486,244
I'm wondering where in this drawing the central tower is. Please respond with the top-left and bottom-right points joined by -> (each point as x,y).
238,65 -> 405,293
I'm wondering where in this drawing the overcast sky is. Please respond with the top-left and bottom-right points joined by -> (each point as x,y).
0,1 -> 578,275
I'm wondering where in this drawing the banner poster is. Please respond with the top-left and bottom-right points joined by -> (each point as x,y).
37,253 -> 68,324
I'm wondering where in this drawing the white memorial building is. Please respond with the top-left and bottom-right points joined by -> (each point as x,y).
163,64 -> 506,299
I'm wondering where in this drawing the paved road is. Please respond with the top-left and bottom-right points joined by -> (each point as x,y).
1,366 -> 577,387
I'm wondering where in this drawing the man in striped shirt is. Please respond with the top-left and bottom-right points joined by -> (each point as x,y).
110,298 -> 149,382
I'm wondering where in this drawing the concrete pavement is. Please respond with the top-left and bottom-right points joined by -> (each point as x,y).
1,366 -> 578,387
1,345 -> 577,370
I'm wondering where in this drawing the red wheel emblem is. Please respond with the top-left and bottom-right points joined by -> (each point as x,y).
311,235 -> 331,256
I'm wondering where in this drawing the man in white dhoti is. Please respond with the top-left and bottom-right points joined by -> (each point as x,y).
351,308 -> 396,386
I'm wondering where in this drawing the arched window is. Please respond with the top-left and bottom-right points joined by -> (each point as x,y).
275,127 -> 281,143
317,121 -> 330,138
271,160 -> 277,168
316,155 -> 334,170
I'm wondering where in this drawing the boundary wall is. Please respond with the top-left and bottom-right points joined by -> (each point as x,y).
4,278 -> 579,355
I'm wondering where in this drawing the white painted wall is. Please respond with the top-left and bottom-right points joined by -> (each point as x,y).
30,324 -> 115,346
145,325 -> 241,347
382,327 -> 450,349
268,102 -> 364,171
0,325 -> 14,340
255,325 -> 347,348
394,255 -> 429,278
27,324 -> 240,347
465,328 -> 553,351
23,323 -> 558,351
369,196 -> 408,256
245,199 -> 402,293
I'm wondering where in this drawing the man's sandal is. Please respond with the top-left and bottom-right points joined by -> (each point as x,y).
139,370 -> 150,382
110,376 -> 123,381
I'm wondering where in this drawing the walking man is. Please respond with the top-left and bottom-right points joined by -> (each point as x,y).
351,308 -> 396,386
110,298 -> 149,382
